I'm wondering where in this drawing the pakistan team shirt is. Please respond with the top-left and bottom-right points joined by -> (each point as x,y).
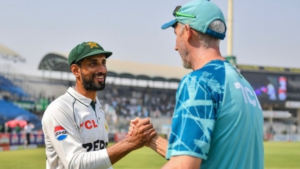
42,87 -> 112,169
166,60 -> 264,169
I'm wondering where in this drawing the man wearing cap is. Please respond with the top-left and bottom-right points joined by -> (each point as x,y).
42,41 -> 156,169
129,0 -> 264,168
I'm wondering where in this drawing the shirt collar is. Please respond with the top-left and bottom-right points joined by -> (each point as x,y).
66,87 -> 102,108
95,97 -> 102,108
66,87 -> 93,107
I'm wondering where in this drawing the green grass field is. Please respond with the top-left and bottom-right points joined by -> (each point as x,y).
0,142 -> 299,169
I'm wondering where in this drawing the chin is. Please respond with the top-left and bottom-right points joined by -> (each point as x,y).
97,83 -> 106,91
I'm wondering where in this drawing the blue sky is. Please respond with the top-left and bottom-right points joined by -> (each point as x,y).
0,0 -> 299,76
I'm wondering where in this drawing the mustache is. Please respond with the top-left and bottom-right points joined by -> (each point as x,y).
92,72 -> 106,77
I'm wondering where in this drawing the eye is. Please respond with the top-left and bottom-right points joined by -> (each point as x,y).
89,62 -> 97,66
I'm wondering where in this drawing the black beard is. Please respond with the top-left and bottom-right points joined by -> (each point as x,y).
81,72 -> 106,91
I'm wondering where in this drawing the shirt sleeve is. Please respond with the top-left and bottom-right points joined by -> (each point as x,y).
166,74 -> 217,160
42,101 -> 112,169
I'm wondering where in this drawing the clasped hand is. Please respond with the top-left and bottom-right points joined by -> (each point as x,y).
127,117 -> 156,148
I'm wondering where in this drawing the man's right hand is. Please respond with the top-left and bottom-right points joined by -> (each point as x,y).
127,117 -> 138,137
107,117 -> 156,164
126,117 -> 156,150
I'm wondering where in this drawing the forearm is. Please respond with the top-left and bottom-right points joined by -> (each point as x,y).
147,135 -> 168,158
107,139 -> 136,165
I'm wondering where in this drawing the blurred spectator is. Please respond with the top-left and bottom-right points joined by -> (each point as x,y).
24,121 -> 34,147
98,85 -> 176,118
96,85 -> 177,132
0,123 -> 5,133
14,124 -> 21,134
6,126 -> 12,133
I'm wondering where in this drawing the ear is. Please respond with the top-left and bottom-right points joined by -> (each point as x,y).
70,64 -> 81,78
185,24 -> 193,41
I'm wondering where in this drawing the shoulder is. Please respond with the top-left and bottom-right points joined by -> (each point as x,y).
180,61 -> 226,88
194,60 -> 225,82
176,61 -> 226,104
42,94 -> 74,122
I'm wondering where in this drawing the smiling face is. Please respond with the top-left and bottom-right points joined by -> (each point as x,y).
76,54 -> 107,91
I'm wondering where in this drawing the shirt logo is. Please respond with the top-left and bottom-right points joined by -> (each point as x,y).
54,126 -> 68,141
80,120 -> 98,130
104,123 -> 108,131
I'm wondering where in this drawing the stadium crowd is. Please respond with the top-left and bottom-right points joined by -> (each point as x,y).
98,84 -> 176,121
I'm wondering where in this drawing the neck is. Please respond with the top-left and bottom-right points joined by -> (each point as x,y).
191,46 -> 225,70
74,83 -> 97,102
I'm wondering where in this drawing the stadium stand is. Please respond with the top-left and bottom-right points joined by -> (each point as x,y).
0,100 -> 39,121
0,50 -> 299,142
0,99 -> 41,130
22,76 -> 69,99
0,42 -> 25,62
38,53 -> 191,82
0,75 -> 29,97
0,73 -> 41,130
98,85 -> 176,118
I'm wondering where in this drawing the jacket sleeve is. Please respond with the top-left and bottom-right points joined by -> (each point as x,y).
42,100 -> 113,169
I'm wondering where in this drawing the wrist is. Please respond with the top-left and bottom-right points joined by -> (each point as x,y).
146,135 -> 158,147
118,138 -> 137,152
122,137 -> 142,151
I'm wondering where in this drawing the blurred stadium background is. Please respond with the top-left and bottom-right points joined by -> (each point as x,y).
0,41 -> 300,151
0,1 -> 299,169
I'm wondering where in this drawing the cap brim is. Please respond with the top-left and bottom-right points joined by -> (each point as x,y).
161,19 -> 177,30
84,49 -> 113,59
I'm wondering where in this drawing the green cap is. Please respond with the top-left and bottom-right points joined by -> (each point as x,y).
68,41 -> 112,66
161,0 -> 226,40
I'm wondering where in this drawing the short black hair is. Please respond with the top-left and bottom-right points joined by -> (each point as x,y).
71,59 -> 83,67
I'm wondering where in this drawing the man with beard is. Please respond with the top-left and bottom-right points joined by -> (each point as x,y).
42,41 -> 156,169
129,0 -> 264,169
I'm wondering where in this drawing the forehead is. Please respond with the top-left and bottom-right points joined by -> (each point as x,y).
174,23 -> 181,34
84,54 -> 106,61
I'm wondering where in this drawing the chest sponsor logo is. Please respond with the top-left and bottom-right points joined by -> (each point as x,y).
80,120 -> 98,130
54,126 -> 67,141
82,139 -> 108,152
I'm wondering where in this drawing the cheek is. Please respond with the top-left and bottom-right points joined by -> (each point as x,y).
175,36 -> 180,49
81,69 -> 92,78
85,67 -> 100,75
102,65 -> 107,72
94,65 -> 107,72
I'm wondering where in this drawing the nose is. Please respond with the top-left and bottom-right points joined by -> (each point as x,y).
174,45 -> 178,51
97,64 -> 107,73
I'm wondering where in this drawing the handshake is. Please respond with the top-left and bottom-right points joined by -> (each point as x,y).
125,117 -> 157,149
123,117 -> 168,158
